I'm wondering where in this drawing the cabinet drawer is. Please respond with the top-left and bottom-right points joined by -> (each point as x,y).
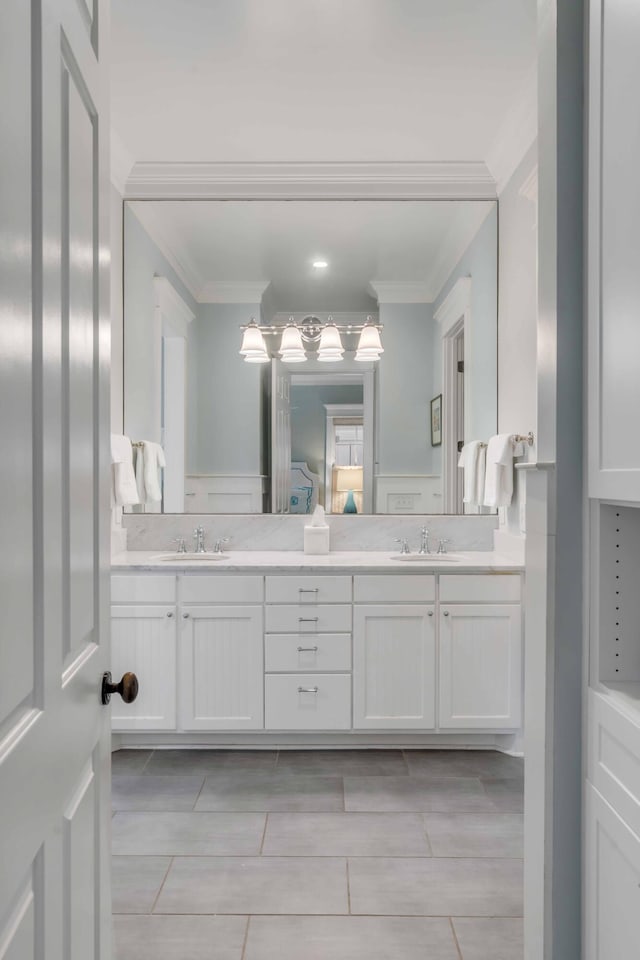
265,634 -> 351,673
265,674 -> 351,729
354,575 -> 435,603
180,575 -> 263,604
439,574 -> 521,603
265,575 -> 352,604
265,605 -> 352,634
588,690 -> 640,838
111,575 -> 176,604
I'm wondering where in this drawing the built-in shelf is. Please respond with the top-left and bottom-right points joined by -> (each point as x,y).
597,503 -> 640,689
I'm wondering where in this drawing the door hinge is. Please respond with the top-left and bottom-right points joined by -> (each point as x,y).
457,360 -> 464,373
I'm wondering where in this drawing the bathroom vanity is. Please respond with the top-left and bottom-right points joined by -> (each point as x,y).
110,552 -> 523,747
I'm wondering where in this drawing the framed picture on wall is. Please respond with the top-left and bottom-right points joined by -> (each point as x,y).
430,394 -> 442,446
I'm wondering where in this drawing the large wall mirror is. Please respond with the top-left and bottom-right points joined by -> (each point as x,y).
123,199 -> 497,515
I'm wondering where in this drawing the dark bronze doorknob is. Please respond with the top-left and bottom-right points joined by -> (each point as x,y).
101,671 -> 139,705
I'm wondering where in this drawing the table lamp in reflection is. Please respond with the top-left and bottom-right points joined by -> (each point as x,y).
333,466 -> 364,514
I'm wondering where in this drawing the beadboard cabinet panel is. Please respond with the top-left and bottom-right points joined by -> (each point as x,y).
179,606 -> 264,730
353,605 -> 436,729
111,606 -> 177,731
439,604 -> 522,729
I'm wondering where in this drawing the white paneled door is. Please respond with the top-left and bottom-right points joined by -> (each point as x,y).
0,0 -> 112,956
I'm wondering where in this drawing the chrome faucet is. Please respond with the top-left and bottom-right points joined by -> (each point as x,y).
418,526 -> 431,555
394,537 -> 411,555
193,526 -> 207,553
437,538 -> 451,555
213,537 -> 230,554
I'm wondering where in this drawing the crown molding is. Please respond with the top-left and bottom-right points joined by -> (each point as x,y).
124,161 -> 497,200
199,280 -> 271,304
110,130 -> 135,196
368,281 -> 433,304
485,68 -> 537,194
434,276 -> 472,331
128,201 -> 203,300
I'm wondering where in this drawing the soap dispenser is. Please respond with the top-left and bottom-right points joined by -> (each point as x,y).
304,505 -> 330,555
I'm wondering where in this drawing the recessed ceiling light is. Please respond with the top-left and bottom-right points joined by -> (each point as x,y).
312,260 -> 328,269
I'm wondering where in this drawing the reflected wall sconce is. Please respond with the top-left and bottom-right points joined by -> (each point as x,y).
239,315 -> 383,364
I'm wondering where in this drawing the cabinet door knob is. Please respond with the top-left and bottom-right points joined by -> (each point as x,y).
166,612 -> 174,618
428,611 -> 433,617
101,671 -> 139,705
443,611 -> 450,617
182,612 -> 190,619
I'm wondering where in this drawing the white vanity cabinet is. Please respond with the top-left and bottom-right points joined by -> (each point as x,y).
353,604 -> 436,729
110,575 -> 178,732
178,575 -> 264,731
179,605 -> 264,731
438,575 -> 522,730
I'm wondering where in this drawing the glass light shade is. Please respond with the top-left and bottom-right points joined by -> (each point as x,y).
334,466 -> 364,492
317,323 -> 344,362
355,321 -> 383,361
279,324 -> 307,363
240,322 -> 269,362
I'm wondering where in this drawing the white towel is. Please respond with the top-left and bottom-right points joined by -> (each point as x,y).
483,434 -> 515,508
110,434 -> 139,506
458,441 -> 486,506
143,441 -> 166,503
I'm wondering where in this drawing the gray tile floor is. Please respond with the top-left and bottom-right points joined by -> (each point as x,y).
112,749 -> 524,960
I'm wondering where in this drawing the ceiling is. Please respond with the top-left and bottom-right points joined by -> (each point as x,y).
128,199 -> 495,310
111,0 -> 536,184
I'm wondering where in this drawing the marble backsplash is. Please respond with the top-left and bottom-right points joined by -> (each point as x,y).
121,513 -> 499,553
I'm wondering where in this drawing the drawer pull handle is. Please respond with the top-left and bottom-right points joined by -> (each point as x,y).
298,617 -> 319,623
298,686 -> 319,694
297,645 -> 319,652
299,587 -> 319,593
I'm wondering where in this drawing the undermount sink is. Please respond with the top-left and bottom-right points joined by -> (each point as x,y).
153,552 -> 230,562
390,554 -> 461,562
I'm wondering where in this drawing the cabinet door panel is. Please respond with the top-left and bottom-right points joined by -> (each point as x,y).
585,783 -> 640,960
180,606 -> 263,730
353,605 -> 435,729
111,606 -> 177,731
439,604 -> 522,729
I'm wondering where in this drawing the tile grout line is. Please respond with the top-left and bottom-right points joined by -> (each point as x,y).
240,915 -> 251,960
149,856 -> 174,915
139,750 -> 154,774
449,917 -> 465,959
259,813 -> 269,855
346,858 -> 352,915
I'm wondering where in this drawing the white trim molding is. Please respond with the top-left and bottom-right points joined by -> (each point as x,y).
130,202 -> 202,299
111,129 -> 135,195
154,277 -> 195,337
199,280 -> 271,304
368,281 -> 433,304
434,276 -> 472,331
124,161 -> 497,200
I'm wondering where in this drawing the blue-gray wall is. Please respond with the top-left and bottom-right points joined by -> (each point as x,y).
431,206 -> 498,475
376,303 -> 436,475
124,206 -> 198,443
291,383 -> 363,500
192,303 -> 264,475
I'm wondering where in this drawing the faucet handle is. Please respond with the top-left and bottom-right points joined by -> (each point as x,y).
213,537 -> 230,554
394,537 -> 411,555
437,538 -> 451,555
172,537 -> 187,554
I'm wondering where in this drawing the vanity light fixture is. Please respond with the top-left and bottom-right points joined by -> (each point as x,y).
239,318 -> 270,363
317,318 -> 344,362
239,314 -> 383,364
355,315 -> 384,361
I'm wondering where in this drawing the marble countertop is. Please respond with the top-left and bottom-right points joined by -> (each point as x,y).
111,550 -> 524,574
